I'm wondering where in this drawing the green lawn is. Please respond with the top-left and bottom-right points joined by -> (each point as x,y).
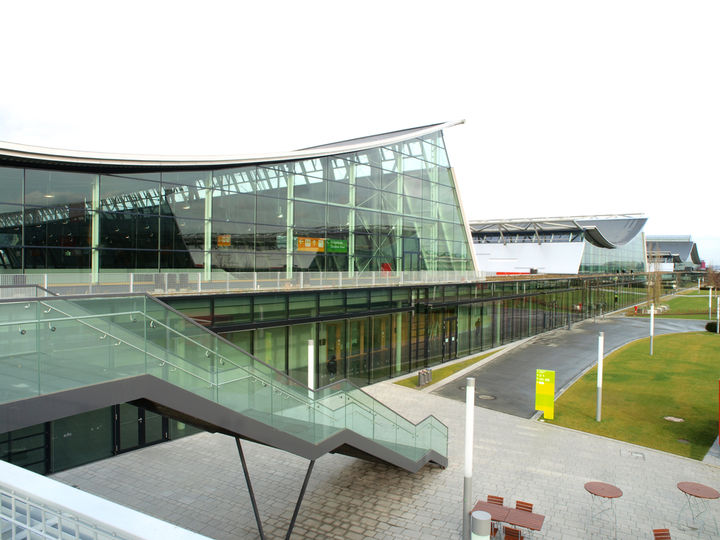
545,332 -> 720,459
627,293 -> 718,320
394,349 -> 500,389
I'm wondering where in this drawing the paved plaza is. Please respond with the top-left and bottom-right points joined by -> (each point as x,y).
54,316 -> 720,539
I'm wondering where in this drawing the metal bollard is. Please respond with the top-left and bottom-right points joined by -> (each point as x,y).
427,368 -> 432,383
471,510 -> 491,540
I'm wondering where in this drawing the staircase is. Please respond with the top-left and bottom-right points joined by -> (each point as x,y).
0,294 -> 448,472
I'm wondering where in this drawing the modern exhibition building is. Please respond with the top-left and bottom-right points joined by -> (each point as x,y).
646,235 -> 703,272
0,119 -> 674,536
470,215 -> 649,275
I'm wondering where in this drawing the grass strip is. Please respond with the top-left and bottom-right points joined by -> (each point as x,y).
394,350 -> 500,389
546,332 -> 720,459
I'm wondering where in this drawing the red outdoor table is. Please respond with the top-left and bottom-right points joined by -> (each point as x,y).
585,482 -> 623,499
471,500 -> 510,522
585,482 -> 622,539
677,482 -> 719,535
505,508 -> 545,530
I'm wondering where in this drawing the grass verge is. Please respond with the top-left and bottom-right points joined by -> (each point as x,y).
626,294 -> 718,320
394,349 -> 500,390
545,332 -> 720,459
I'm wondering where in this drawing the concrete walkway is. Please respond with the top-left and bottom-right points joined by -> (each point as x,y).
432,316 -> 705,418
52,316 -> 720,539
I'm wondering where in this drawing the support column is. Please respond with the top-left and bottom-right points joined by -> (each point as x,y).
203,174 -> 213,280
395,312 -> 403,374
91,174 -> 100,283
348,161 -> 356,276
286,171 -> 294,279
395,150 -> 403,271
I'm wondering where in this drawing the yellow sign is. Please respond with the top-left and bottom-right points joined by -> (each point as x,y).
535,369 -> 555,420
297,237 -> 325,252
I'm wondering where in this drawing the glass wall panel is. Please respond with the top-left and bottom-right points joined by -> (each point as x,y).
214,296 -> 252,326
347,317 -> 369,386
318,320 -> 344,386
253,326 -> 287,372
51,409 -> 113,471
288,323 -> 314,385
254,295 -> 287,322
0,167 -> 23,205
222,329 -> 253,355
289,293 -> 317,319
369,314 -> 391,383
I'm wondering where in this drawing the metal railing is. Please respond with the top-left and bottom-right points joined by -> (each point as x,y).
0,460 -> 209,540
0,270 -> 485,296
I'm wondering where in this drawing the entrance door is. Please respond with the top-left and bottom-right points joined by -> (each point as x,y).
442,317 -> 458,362
114,404 -> 167,454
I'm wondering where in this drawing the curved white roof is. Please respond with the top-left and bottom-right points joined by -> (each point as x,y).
0,121 -> 463,170
470,214 -> 648,249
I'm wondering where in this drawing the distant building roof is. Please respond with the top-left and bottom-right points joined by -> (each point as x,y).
646,236 -> 701,264
470,214 -> 647,249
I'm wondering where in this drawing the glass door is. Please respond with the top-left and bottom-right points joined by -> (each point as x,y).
442,316 -> 458,362
115,404 -> 168,453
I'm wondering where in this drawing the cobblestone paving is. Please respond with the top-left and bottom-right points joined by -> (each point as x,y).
54,380 -> 720,539
53,316 -> 720,539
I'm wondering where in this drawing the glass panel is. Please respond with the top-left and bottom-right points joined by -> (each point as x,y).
253,326 -> 287,372
25,170 -> 93,208
289,293 -> 317,319
319,290 -> 344,316
212,190 -> 255,223
256,196 -> 287,226
318,320 -> 344,387
214,296 -> 252,326
253,295 -> 287,322
286,321 -> 314,383
0,167 -> 23,204
118,403 -> 140,451
369,314 -> 391,383
51,409 -> 113,471
347,317 -> 369,386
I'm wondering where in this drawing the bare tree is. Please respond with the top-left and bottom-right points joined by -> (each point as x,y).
647,242 -> 663,306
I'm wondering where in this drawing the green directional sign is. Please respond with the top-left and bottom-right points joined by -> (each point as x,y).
535,369 -> 555,420
325,238 -> 348,253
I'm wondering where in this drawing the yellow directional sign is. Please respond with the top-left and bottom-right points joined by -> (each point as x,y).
535,369 -> 555,420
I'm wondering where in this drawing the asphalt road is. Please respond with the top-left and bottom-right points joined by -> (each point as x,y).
431,316 -> 707,418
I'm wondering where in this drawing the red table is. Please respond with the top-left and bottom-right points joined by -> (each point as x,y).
505,508 -> 545,530
471,500 -> 510,522
677,482 -> 719,535
471,500 -> 545,535
585,482 -> 622,539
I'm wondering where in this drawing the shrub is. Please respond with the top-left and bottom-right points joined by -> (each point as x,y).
706,321 -> 718,333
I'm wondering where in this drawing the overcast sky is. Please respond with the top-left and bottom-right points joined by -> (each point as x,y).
1,1 -> 718,264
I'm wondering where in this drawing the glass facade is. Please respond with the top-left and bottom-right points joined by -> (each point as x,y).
579,233 -> 647,274
0,131 -> 473,274
164,274 -> 647,387
1,273 -> 649,475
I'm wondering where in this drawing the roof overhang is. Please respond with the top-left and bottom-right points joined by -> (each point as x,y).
0,121 -> 464,173
470,214 -> 647,248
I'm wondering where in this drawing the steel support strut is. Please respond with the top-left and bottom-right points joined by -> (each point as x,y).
236,437 -> 316,540
236,438 -> 265,540
285,459 -> 316,540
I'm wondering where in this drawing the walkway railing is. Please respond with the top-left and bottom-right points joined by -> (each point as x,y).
0,270 -> 485,296
0,293 -> 448,467
0,459 -> 209,540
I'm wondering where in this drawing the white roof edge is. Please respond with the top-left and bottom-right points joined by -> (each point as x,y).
469,213 -> 647,225
0,120 -> 465,168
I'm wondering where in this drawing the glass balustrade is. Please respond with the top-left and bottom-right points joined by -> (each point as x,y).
0,294 -> 448,464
